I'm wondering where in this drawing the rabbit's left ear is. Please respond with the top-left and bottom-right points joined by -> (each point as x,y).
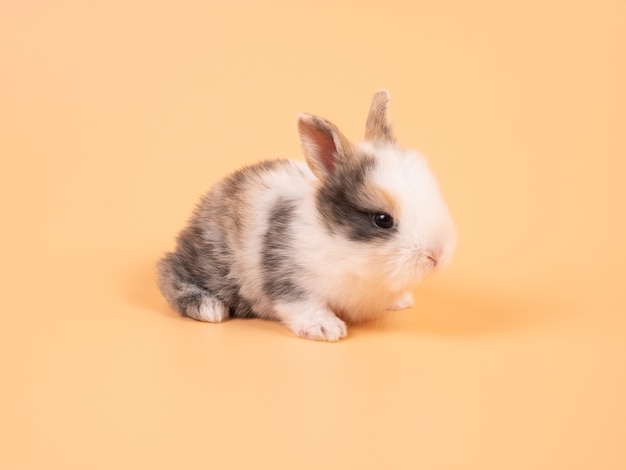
297,113 -> 353,179
365,89 -> 395,144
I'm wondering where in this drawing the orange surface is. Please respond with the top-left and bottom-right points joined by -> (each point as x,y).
2,1 -> 625,469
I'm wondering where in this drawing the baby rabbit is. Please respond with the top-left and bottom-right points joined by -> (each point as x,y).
158,90 -> 456,341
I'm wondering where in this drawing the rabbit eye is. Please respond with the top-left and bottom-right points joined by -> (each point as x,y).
373,213 -> 394,229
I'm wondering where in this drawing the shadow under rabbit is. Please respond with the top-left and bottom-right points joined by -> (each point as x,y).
352,283 -> 558,338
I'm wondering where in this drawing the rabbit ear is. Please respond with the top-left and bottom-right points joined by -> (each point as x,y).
365,89 -> 395,144
297,114 -> 353,178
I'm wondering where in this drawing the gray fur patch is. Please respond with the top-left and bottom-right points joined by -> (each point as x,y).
157,162 -> 299,321
316,155 -> 397,242
262,199 -> 306,301
158,224 -> 255,319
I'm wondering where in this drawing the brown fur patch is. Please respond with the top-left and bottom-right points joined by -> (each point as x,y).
372,185 -> 399,216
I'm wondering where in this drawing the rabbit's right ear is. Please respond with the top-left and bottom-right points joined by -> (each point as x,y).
365,89 -> 395,144
297,114 -> 352,179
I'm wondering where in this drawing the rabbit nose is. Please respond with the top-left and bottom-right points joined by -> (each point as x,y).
422,248 -> 441,267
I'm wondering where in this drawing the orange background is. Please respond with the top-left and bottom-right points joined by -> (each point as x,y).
1,1 -> 625,468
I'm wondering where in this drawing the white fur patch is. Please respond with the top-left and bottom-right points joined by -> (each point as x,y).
363,143 -> 458,270
275,301 -> 347,341
196,296 -> 229,322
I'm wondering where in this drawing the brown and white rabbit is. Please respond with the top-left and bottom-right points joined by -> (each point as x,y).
157,91 -> 456,341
